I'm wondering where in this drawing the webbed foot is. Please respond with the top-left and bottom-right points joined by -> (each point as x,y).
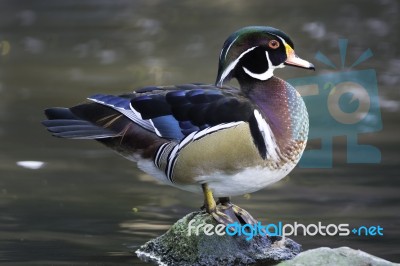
201,184 -> 258,227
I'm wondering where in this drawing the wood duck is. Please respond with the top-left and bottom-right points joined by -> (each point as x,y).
43,26 -> 314,226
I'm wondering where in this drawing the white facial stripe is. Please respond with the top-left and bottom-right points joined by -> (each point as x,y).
273,35 -> 288,48
219,48 -> 224,60
242,51 -> 277,81
276,35 -> 292,57
223,35 -> 239,60
217,46 -> 257,86
218,36 -> 291,85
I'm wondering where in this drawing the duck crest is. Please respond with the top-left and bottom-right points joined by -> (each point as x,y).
247,76 -> 309,163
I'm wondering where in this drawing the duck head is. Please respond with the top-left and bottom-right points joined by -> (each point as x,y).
215,26 -> 315,87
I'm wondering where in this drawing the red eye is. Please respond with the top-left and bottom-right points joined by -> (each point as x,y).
268,40 -> 280,49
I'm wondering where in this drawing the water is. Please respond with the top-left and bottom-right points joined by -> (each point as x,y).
1,0 -> 399,264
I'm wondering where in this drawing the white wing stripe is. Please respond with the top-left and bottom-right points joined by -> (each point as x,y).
149,119 -> 162,137
87,96 -> 155,132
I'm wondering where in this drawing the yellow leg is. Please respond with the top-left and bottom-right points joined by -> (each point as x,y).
201,183 -> 216,213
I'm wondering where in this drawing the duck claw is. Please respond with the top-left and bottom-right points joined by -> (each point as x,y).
231,204 -> 258,225
208,202 -> 258,228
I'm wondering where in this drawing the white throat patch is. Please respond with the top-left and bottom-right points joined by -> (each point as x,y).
242,51 -> 284,81
217,46 -> 285,85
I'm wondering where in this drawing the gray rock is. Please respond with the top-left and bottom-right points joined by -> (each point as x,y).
136,211 -> 301,266
277,246 -> 399,266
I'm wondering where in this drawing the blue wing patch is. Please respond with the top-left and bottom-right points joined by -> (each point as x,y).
151,116 -> 185,140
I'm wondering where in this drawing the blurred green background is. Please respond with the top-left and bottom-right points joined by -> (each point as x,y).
0,0 -> 399,265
